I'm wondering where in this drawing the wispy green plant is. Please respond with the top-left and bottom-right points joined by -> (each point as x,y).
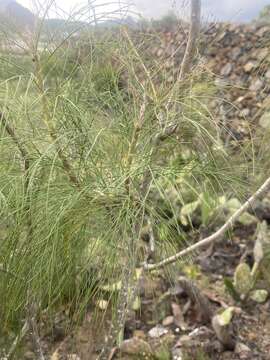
0,0 -> 263,358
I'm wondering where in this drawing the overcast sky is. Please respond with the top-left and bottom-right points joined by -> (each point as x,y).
17,0 -> 270,22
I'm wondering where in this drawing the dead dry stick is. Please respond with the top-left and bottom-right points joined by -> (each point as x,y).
179,0 -> 201,81
164,0 -> 201,129
145,176 -> 270,271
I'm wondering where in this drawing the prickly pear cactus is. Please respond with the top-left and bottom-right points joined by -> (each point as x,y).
233,263 -> 253,298
254,221 -> 269,263
255,221 -> 270,289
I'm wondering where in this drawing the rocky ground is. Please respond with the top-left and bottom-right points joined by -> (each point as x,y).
128,22 -> 270,139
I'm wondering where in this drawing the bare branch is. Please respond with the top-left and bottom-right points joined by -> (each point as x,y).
145,176 -> 270,271
179,0 -> 201,81
160,0 -> 201,138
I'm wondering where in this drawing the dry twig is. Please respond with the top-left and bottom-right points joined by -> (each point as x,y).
179,0 -> 201,81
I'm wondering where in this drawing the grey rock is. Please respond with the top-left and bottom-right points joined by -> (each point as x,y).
259,112 -> 270,129
244,61 -> 258,73
235,342 -> 252,354
221,63 -> 233,76
148,324 -> 168,338
120,338 -> 152,355
230,47 -> 242,60
240,108 -> 250,117
265,69 -> 270,79
249,79 -> 264,91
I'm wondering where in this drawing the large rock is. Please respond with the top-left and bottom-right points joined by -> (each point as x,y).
120,337 -> 153,356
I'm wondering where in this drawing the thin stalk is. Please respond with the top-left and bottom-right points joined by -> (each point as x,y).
100,97 -> 146,359
125,96 -> 146,193
166,0 -> 201,108
179,0 -> 201,81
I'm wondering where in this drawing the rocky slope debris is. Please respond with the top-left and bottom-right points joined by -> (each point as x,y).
133,22 -> 270,140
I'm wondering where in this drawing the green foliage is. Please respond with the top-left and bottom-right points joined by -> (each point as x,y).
0,54 -> 32,79
0,8 -> 261,354
39,48 -> 81,83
